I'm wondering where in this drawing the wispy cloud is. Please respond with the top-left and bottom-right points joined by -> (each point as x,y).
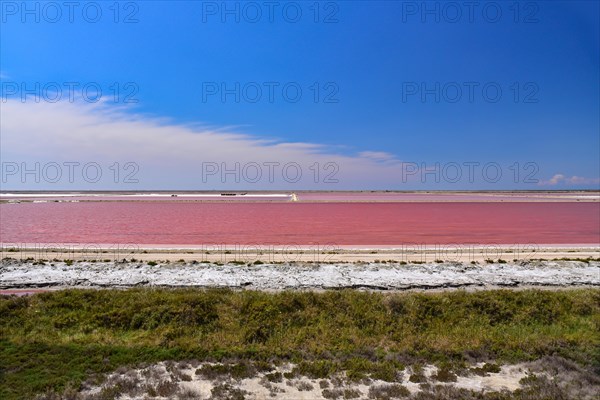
539,174 -> 600,186
357,151 -> 400,164
0,99 -> 405,190
4,100 -> 598,190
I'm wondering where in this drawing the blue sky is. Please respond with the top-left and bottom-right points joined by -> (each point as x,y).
1,1 -> 599,190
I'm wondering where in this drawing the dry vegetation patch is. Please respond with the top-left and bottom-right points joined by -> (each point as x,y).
0,288 -> 598,399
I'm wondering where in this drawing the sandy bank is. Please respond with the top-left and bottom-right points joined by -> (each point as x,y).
2,245 -> 599,264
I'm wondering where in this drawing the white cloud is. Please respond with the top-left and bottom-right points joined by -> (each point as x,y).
357,151 -> 400,163
0,99 -> 406,190
539,174 -> 600,186
5,100 -> 597,191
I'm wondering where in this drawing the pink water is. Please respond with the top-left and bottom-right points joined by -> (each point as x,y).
1,201 -> 598,245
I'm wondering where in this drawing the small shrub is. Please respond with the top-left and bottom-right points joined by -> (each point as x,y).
432,366 -> 457,382
178,388 -> 200,399
409,373 -> 426,383
370,363 -> 398,382
155,380 -> 178,397
195,364 -> 230,379
283,371 -> 295,379
368,384 -> 410,399
210,383 -> 248,400
199,363 -> 254,380
484,363 -> 501,373
297,381 -> 314,391
322,388 -> 344,399
265,372 -> 283,383
98,385 -> 123,400
180,373 -> 192,382
296,360 -> 337,379
471,363 -> 501,376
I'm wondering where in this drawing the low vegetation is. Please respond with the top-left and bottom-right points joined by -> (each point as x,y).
0,288 -> 598,399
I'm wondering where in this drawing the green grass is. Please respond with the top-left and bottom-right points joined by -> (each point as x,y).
1,288 -> 598,399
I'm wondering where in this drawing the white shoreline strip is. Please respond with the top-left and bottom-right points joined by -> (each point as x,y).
1,261 -> 598,290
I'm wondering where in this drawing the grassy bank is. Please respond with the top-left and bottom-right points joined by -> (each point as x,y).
1,288 -> 598,399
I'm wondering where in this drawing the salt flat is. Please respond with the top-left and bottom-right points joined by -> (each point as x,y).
1,259 -> 597,291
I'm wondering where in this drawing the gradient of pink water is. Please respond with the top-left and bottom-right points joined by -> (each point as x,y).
1,202 -> 598,245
